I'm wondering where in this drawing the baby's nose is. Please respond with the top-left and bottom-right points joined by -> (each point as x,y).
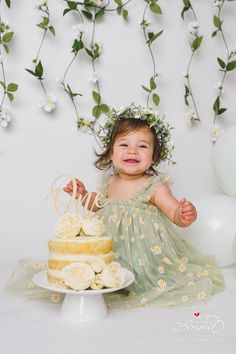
128,146 -> 137,154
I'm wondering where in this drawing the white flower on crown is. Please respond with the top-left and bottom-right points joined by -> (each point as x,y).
38,93 -> 56,113
0,107 -> 11,128
188,21 -> 199,35
70,24 -> 86,40
55,213 -> 82,239
210,124 -> 223,142
100,262 -> 125,288
62,262 -> 95,290
81,216 -> 105,236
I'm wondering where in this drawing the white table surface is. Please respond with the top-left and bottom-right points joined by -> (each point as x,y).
1,264 -> 236,354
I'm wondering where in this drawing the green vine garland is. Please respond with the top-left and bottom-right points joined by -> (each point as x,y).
181,0 -> 203,126
0,0 -> 18,128
25,1 -> 56,112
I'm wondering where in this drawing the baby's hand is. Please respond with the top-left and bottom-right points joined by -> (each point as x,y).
63,178 -> 87,200
178,198 -> 197,226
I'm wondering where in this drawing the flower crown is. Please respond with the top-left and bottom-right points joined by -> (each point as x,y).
96,103 -> 175,165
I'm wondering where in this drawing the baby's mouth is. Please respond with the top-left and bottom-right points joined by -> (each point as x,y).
123,159 -> 140,163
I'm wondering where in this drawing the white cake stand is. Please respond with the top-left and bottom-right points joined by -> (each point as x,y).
33,269 -> 135,322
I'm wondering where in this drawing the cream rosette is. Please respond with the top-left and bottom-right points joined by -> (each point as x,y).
90,274 -> 104,290
89,259 -> 106,273
62,262 -> 95,290
81,217 -> 105,236
100,262 -> 125,288
55,213 -> 82,239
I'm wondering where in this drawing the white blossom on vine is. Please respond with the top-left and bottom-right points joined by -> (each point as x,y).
38,94 -> 57,113
188,21 -> 199,35
210,124 -> 223,142
185,111 -> 196,126
0,107 -> 11,128
70,23 -> 86,39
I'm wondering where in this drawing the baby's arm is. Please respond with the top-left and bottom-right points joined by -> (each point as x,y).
63,178 -> 100,212
150,183 -> 197,227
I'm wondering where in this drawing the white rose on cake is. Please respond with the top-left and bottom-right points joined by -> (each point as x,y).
100,262 -> 125,288
55,213 -> 82,239
81,217 -> 105,236
90,274 -> 104,290
62,262 -> 95,290
89,259 -> 106,273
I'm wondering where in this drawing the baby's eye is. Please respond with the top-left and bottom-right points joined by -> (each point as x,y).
139,145 -> 148,148
119,143 -> 128,147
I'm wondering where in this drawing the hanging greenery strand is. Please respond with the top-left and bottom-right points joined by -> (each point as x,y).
141,0 -> 163,108
181,0 -> 203,126
211,0 -> 236,142
0,0 -> 18,128
25,1 -> 56,113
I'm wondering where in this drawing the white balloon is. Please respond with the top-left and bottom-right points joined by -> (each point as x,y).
175,194 -> 236,266
212,124 -> 236,198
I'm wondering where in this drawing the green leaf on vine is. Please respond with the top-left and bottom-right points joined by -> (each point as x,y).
147,30 -> 164,45
183,0 -> 191,6
149,3 -> 162,15
213,15 -> 222,29
35,60 -> 43,79
93,105 -> 101,118
7,83 -> 18,92
226,60 -> 236,71
49,26 -> 56,36
7,92 -> 14,102
63,8 -> 70,16
67,1 -> 78,10
191,36 -> 203,51
95,9 -> 105,20
0,81 -> 6,90
100,104 -> 109,113
153,93 -> 160,106
2,32 -> 14,43
217,57 -> 226,69
72,39 -> 84,54
211,30 -> 218,38
25,69 -> 37,77
150,77 -> 157,90
184,85 -> 190,106
218,108 -> 227,115
213,96 -> 220,114
82,10 -> 93,20
85,48 -> 93,58
5,0 -> 11,8
92,91 -> 101,103
141,85 -> 151,93
122,9 -> 128,20
3,43 -> 9,53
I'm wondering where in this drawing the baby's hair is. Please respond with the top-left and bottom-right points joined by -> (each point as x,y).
94,118 -> 162,174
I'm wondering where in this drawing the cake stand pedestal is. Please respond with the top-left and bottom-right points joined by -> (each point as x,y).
33,269 -> 134,322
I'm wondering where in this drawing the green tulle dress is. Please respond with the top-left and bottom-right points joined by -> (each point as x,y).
5,173 -> 225,310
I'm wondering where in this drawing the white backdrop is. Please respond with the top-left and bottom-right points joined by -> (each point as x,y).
1,0 -> 236,266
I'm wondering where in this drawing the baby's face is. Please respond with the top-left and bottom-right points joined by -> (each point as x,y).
110,127 -> 154,177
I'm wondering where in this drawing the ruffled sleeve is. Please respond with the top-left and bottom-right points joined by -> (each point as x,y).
96,173 -> 111,207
